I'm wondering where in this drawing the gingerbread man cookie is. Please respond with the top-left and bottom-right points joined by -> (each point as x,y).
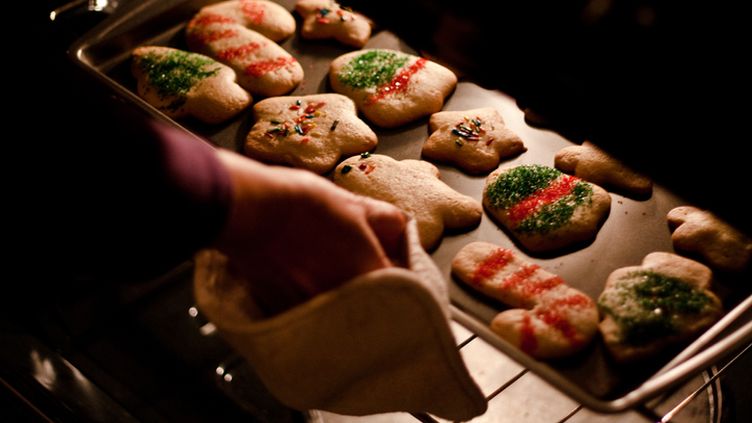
131,46 -> 251,124
422,107 -> 526,174
452,242 -> 599,358
598,252 -> 723,362
333,154 -> 482,250
555,141 -> 652,198
187,3 -> 303,96
668,206 -> 752,272
295,0 -> 372,48
245,94 -> 377,174
329,49 -> 457,128
483,164 -> 611,253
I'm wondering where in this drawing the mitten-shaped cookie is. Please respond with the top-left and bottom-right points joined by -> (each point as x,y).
483,164 -> 611,253
330,49 -> 457,128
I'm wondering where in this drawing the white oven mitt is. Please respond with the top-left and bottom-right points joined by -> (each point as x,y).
193,219 -> 486,421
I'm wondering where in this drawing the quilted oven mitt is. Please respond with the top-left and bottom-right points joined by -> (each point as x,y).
193,219 -> 486,420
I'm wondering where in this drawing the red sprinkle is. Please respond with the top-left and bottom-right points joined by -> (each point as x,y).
521,276 -> 564,298
365,58 -> 428,105
471,248 -> 514,285
485,137 -> 495,146
189,13 -> 236,28
245,57 -> 297,77
500,264 -> 540,293
317,17 -> 331,24
304,102 -> 326,114
289,105 -> 300,110
507,175 -> 578,222
217,42 -> 261,61
240,0 -> 265,24
301,137 -> 311,144
519,314 -> 538,354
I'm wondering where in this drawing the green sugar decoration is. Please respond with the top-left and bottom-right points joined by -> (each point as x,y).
337,50 -> 409,89
138,50 -> 220,105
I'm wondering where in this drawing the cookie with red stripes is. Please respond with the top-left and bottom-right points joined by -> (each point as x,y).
329,49 -> 457,128
422,107 -> 526,174
131,46 -> 251,124
187,4 -> 303,96
598,252 -> 723,362
452,242 -> 598,358
483,164 -> 611,253
333,154 -> 482,250
295,0 -> 372,48
245,94 -> 377,174
192,0 -> 296,42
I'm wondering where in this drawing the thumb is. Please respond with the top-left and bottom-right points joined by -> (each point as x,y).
362,198 -> 407,264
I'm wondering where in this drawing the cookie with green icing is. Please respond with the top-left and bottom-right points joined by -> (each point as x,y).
132,46 -> 251,124
483,164 -> 611,253
329,49 -> 457,128
598,252 -> 723,362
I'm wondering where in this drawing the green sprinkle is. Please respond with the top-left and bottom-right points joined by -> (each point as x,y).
137,50 -> 220,103
341,164 -> 352,174
270,119 -> 282,124
330,119 -> 340,131
472,118 -> 482,127
337,50 -> 409,89
296,99 -> 302,106
320,7 -> 330,15
598,271 -> 715,345
360,152 -> 371,159
486,165 -> 561,209
294,124 -> 304,135
455,139 -> 463,147
514,182 -> 593,234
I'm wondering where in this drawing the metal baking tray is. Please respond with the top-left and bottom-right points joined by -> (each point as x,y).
70,0 -> 752,413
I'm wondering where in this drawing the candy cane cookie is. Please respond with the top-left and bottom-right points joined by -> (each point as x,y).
187,0 -> 303,96
452,242 -> 598,358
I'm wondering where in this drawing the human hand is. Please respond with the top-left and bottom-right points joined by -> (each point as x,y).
214,150 -> 406,314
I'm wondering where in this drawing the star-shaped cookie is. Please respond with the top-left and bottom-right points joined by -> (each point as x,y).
422,107 -> 526,174
245,94 -> 377,174
333,154 -> 482,250
295,0 -> 372,48
668,206 -> 752,272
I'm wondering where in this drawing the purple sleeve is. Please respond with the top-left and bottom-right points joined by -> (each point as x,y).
54,116 -> 233,280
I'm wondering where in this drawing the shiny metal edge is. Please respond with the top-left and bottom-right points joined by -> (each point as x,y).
451,305 -> 752,413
